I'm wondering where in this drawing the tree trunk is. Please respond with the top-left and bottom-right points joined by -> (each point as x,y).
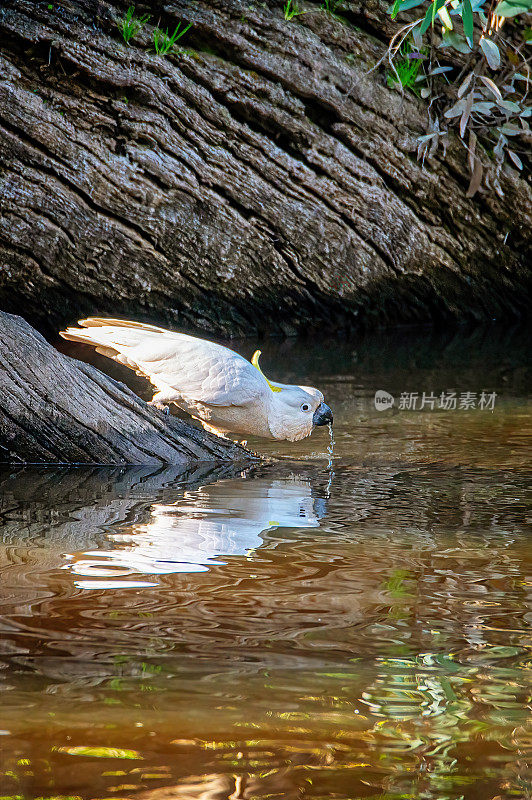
0,312 -> 253,464
0,0 -> 529,338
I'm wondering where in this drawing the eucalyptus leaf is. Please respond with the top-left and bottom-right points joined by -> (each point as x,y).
439,31 -> 472,52
479,37 -> 501,69
458,70 -> 474,97
421,0 -> 446,35
495,0 -> 532,17
498,99 -> 521,112
391,0 -> 428,13
471,101 -> 495,112
494,134 -> 506,159
480,75 -> 503,102
466,156 -> 483,197
430,65 -> 454,75
412,24 -> 423,47
452,0 -> 488,10
437,5 -> 454,28
460,91 -> 474,137
500,123 -> 522,134
468,128 -> 477,172
420,3 -> 434,35
444,97 -> 467,117
507,149 -> 523,169
462,0 -> 474,47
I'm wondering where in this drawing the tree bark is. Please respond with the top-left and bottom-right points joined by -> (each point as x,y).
0,312 -> 253,464
0,0 -> 529,338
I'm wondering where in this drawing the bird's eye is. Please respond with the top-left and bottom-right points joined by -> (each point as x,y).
301,403 -> 311,412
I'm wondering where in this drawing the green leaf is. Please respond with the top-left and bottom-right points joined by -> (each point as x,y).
420,1 -> 445,34
391,0 -> 402,17
389,0 -> 428,14
396,0 -> 428,10
495,0 -> 532,17
462,0 -> 474,46
420,4 -> 433,34
439,30 -> 472,52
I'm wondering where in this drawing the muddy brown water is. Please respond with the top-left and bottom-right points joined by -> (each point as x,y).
1,325 -> 531,800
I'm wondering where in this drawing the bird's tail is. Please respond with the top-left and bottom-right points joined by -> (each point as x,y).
59,318 -> 167,366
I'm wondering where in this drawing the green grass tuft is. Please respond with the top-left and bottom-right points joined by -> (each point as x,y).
387,41 -> 426,94
153,21 -> 193,55
321,0 -> 344,14
117,5 -> 150,46
283,0 -> 306,20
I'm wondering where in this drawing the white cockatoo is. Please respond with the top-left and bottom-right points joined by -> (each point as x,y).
60,318 -> 333,441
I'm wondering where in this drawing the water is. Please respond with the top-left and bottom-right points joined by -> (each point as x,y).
1,325 -> 531,800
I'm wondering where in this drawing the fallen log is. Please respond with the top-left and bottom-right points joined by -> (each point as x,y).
0,312 -> 253,465
0,1 -> 529,338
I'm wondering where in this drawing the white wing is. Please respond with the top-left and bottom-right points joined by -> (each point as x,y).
60,318 -> 268,407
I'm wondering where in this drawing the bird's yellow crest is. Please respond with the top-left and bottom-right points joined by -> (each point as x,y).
251,350 -> 282,392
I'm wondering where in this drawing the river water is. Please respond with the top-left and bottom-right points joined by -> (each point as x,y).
1,325 -> 530,800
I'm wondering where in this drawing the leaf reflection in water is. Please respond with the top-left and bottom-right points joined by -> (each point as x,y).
66,478 -> 325,589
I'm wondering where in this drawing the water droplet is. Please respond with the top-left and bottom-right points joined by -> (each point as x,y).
326,422 -> 335,498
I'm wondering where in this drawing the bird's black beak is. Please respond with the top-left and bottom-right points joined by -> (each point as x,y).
313,402 -> 333,427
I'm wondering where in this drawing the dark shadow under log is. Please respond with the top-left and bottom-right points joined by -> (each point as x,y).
0,312 -> 254,465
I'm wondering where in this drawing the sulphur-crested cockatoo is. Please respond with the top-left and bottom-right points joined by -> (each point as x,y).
60,318 -> 333,441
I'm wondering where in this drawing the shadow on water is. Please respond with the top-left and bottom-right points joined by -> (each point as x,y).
1,324 -> 531,800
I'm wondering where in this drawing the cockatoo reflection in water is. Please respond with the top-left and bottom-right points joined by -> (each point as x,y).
68,477 -> 325,585
60,318 -> 333,441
